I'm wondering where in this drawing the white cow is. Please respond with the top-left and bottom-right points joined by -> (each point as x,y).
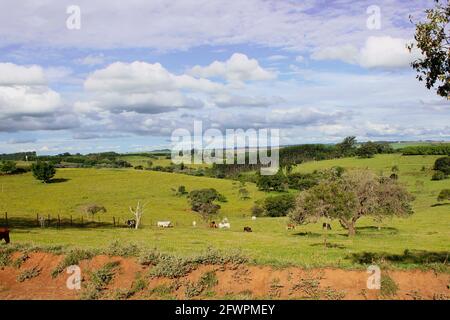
157,221 -> 172,228
251,216 -> 257,220
192,221 -> 197,227
218,222 -> 230,229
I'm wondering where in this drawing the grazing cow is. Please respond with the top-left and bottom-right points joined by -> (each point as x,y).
243,226 -> 252,232
209,221 -> 218,228
126,219 -> 136,229
192,221 -> 197,227
218,222 -> 230,229
157,221 -> 173,228
0,227 -> 10,244
251,216 -> 257,220
322,223 -> 332,230
286,223 -> 295,230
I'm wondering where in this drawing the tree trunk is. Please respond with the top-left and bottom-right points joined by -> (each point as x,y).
348,223 -> 356,236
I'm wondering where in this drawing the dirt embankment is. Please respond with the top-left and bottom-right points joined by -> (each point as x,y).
0,252 -> 448,300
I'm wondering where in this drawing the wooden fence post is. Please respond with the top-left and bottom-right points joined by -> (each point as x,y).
70,215 -> 73,227
113,216 -> 116,227
4,212 -> 8,227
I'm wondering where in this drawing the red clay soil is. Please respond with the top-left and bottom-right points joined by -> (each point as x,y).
0,252 -> 448,300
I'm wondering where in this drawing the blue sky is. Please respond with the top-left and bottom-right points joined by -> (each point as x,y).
0,0 -> 448,154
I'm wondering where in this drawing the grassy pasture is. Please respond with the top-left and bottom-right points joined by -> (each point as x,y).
0,154 -> 449,269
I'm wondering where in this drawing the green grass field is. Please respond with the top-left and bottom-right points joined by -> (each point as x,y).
0,154 -> 449,269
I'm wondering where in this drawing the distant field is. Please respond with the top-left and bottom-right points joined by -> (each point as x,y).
0,154 -> 449,269
119,155 -> 208,169
389,141 -> 449,150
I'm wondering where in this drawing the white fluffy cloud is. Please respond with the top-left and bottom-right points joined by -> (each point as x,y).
0,63 -> 61,118
312,36 -> 421,68
189,53 -> 276,83
79,61 -> 227,114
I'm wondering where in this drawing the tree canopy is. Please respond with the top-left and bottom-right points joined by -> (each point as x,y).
289,170 -> 414,236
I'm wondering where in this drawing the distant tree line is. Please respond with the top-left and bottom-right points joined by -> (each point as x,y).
401,144 -> 450,155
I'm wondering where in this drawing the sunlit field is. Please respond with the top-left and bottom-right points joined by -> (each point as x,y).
1,154 -> 448,269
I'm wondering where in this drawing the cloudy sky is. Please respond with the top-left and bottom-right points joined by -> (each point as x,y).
0,0 -> 448,154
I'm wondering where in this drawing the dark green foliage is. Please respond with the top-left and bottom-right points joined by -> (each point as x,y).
134,165 -> 144,170
263,194 -> 296,217
90,261 -> 120,290
409,0 -> 450,97
31,161 -> 56,183
432,171 -> 447,180
0,151 -> 37,161
256,171 -> 288,192
176,185 -> 188,196
188,188 -> 226,219
238,187 -> 250,200
0,161 -> 16,174
437,189 -> 450,201
402,144 -> 450,155
287,172 -> 319,191
434,156 -> 450,174
380,274 -> 398,298
336,136 -> 357,157
356,142 -> 378,158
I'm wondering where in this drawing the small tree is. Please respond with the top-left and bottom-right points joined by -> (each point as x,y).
256,171 -> 288,192
238,188 -> 250,200
289,170 -> 414,236
83,204 -> 106,220
31,161 -> 56,183
129,201 -> 145,229
188,188 -> 225,221
437,189 -> 450,202
356,142 -> 378,158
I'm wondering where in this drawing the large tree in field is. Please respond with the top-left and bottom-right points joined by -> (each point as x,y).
289,170 -> 414,236
408,0 -> 449,98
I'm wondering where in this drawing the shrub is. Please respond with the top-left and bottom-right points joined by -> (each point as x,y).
149,255 -> 193,278
263,194 -> 296,217
90,261 -> 120,290
437,189 -> 450,202
434,156 -> 450,175
134,165 -> 144,170
251,202 -> 265,217
31,161 -> 56,183
256,171 -> 288,192
0,161 -> 16,174
17,266 -> 41,282
380,274 -> 398,298
287,172 -> 318,191
139,248 -> 161,266
188,188 -> 226,220
432,171 -> 447,181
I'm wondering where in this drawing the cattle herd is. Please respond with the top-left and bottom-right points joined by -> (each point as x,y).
0,217 -> 303,245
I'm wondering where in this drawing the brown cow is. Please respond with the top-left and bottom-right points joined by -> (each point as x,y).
286,223 -> 295,230
243,226 -> 252,232
322,223 -> 332,230
0,227 -> 10,244
209,221 -> 218,228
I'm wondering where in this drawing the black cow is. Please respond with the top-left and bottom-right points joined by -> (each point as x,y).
126,219 -> 136,229
243,226 -> 252,232
0,228 -> 10,244
322,223 -> 332,230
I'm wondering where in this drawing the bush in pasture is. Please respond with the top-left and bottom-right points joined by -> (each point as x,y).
251,202 -> 265,217
256,171 -> 288,192
287,172 -> 319,191
432,171 -> 447,181
434,156 -> 450,175
356,141 -> 378,158
0,161 -> 16,174
134,165 -> 144,170
176,185 -> 188,196
238,187 -> 250,200
437,189 -> 450,202
31,161 -> 56,183
289,169 -> 415,236
263,194 -> 296,217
